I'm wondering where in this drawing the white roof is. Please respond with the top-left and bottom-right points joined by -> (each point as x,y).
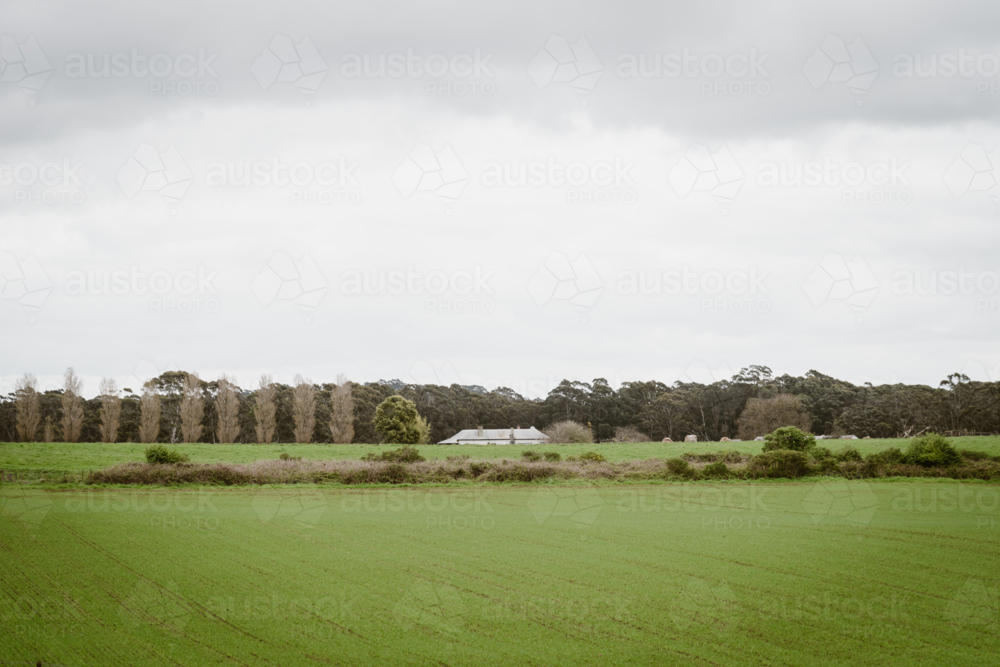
438,427 -> 548,444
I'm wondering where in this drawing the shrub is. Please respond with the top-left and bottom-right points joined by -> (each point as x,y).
446,454 -> 470,462
361,446 -> 426,463
478,463 -> 558,483
144,445 -> 189,464
719,450 -> 744,464
543,451 -> 562,462
278,452 -> 302,461
903,433 -> 960,467
565,455 -> 578,462
749,450 -> 808,478
815,457 -> 839,474
702,461 -> 732,478
543,420 -> 592,444
468,462 -> 493,477
866,447 -> 903,465
666,458 -> 694,477
683,450 -> 745,464
761,426 -> 815,453
959,449 -> 993,462
521,450 -> 542,462
579,451 -> 605,462
811,446 -> 833,461
834,446 -> 862,462
613,425 -> 650,442
374,463 -> 410,484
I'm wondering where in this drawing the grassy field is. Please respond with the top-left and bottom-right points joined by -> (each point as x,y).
4,436 -> 1000,474
2,481 -> 997,665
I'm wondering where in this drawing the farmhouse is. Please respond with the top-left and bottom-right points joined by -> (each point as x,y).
438,426 -> 548,445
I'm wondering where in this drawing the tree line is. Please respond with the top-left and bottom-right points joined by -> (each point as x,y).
1,365 -> 998,444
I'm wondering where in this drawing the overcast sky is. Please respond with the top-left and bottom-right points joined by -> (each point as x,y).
2,0 -> 1000,398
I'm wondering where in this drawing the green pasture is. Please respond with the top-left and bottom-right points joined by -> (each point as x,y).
1,482 -> 998,665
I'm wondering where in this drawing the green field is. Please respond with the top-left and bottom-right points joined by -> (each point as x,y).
2,481 -> 998,665
4,436 -> 1000,475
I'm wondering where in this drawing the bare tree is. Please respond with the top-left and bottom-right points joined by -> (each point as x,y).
139,380 -> 162,444
14,373 -> 40,442
542,420 -> 592,444
216,375 -> 241,443
254,374 -> 277,444
43,416 -> 56,443
61,367 -> 85,443
329,374 -> 355,444
737,394 -> 812,440
291,374 -> 316,443
98,377 -> 122,443
179,373 -> 204,443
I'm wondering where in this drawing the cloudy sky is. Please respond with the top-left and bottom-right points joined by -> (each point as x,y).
2,0 -> 1000,398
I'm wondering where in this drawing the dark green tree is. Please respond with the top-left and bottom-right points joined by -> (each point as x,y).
373,395 -> 421,444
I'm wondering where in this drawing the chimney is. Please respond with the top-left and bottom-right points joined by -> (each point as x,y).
477,426 -> 483,437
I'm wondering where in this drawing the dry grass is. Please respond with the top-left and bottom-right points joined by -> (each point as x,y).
81,451 -> 1000,486
86,458 -> 687,485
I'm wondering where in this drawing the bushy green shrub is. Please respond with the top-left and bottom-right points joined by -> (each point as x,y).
579,451 -> 605,462
666,458 -> 694,477
374,463 -> 410,484
361,446 -> 426,463
468,462 -> 493,477
749,449 -> 808,478
543,452 -> 561,462
815,457 -> 839,474
521,450 -> 542,462
866,448 -> 903,465
681,450 -> 744,464
811,446 -> 833,461
702,461 -> 731,478
958,449 -> 994,461
761,426 -> 816,453
144,445 -> 189,464
719,450 -> 744,464
903,433 -> 960,467
834,446 -> 862,462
